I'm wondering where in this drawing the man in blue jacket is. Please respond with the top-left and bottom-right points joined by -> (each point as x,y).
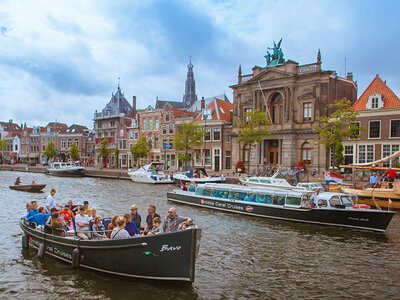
27,206 -> 50,226
124,213 -> 140,236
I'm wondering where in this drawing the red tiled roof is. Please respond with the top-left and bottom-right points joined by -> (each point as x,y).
6,132 -> 20,138
352,76 -> 400,111
171,108 -> 197,118
195,98 -> 233,122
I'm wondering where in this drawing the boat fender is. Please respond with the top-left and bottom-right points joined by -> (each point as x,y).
37,243 -> 45,259
22,235 -> 29,249
72,248 -> 80,268
352,204 -> 371,209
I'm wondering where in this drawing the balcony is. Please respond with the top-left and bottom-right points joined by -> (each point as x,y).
94,111 -> 125,120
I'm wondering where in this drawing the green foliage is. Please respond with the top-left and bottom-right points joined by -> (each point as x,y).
334,142 -> 344,168
43,142 -> 57,160
69,142 -> 80,161
130,136 -> 150,167
98,139 -> 110,158
237,109 -> 271,172
313,98 -> 366,169
0,139 -> 7,151
173,121 -> 204,168
114,148 -> 119,169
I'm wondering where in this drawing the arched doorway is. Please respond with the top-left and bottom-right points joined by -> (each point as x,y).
301,142 -> 312,165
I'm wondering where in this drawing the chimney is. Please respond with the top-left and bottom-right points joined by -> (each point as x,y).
132,96 -> 137,117
201,97 -> 205,110
346,72 -> 353,81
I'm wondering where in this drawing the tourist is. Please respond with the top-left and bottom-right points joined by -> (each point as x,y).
45,188 -> 61,212
188,181 -> 196,192
162,207 -> 191,233
65,199 -> 79,215
111,217 -> 130,239
31,180 -> 37,185
58,206 -> 72,226
243,194 -> 250,201
130,204 -> 141,229
310,188 -> 321,208
124,213 -> 140,236
370,172 -> 379,188
45,208 -> 58,226
89,208 -> 97,221
144,205 -> 161,235
15,177 -> 21,186
75,207 -> 91,240
107,215 -> 119,238
301,197 -> 311,208
180,220 -> 194,230
92,216 -> 107,240
249,194 -> 256,202
50,212 -> 65,236
83,201 -> 91,216
24,201 -> 38,219
382,168 -> 398,188
27,207 -> 50,226
25,202 -> 32,214
148,217 -> 162,235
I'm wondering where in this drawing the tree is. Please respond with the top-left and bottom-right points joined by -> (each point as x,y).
130,136 -> 150,167
0,139 -> 8,164
114,147 -> 119,169
98,139 -> 110,168
69,142 -> 80,161
237,109 -> 271,173
43,142 -> 57,162
173,121 -> 204,169
313,97 -> 366,170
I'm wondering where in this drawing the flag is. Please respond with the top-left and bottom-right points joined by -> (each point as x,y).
324,170 -> 344,186
388,199 -> 393,205
180,180 -> 184,189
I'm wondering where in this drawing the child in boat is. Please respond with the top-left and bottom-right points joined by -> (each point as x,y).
148,217 -> 163,235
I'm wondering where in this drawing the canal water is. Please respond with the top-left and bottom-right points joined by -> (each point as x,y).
1,170 -> 400,299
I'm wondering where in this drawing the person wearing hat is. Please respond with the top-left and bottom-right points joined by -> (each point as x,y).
370,172 -> 379,188
130,204 -> 141,229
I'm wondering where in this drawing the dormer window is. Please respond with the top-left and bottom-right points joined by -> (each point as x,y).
367,93 -> 384,109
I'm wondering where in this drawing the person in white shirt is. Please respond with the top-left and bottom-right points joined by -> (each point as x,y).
310,188 -> 321,208
75,207 -> 91,240
45,188 -> 61,212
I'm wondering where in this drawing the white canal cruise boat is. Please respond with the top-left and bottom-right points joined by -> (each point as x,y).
128,162 -> 174,184
46,162 -> 85,177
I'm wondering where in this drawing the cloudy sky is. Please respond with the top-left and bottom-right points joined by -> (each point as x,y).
1,0 -> 399,128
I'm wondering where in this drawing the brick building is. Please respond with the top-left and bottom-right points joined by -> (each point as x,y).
57,124 -> 89,162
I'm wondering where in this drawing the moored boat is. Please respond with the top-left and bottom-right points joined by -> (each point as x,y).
128,162 -> 174,184
19,219 -> 202,282
341,185 -> 400,209
167,183 -> 395,232
173,168 -> 226,186
46,162 -> 85,177
9,184 -> 46,192
239,170 -> 324,191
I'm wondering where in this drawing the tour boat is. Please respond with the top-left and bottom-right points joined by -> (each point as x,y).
128,162 -> 174,184
9,184 -> 46,192
239,170 -> 324,191
167,183 -> 395,232
173,168 -> 226,185
46,162 -> 85,177
19,218 -> 202,282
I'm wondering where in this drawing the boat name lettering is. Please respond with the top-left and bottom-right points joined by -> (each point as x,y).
31,240 -> 72,259
348,217 -> 369,222
227,203 -> 244,211
160,244 -> 182,252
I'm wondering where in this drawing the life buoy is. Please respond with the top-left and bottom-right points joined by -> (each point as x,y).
352,204 -> 371,209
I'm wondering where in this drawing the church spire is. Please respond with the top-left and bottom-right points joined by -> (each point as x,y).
183,57 -> 198,109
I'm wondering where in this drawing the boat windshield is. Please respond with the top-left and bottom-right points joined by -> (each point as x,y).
341,196 -> 354,207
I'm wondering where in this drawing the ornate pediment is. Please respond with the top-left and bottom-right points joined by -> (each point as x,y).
248,68 -> 293,83
298,92 -> 315,100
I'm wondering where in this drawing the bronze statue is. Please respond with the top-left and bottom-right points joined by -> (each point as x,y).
265,38 -> 285,66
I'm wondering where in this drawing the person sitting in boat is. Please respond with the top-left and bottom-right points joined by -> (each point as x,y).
301,197 -> 311,208
111,217 -> 131,239
310,188 -> 321,208
88,208 -> 97,221
249,194 -> 256,202
210,190 -> 218,197
130,204 -> 141,229
257,195 -> 266,203
188,181 -> 196,192
58,206 -> 72,225
107,215 -> 119,238
24,201 -> 38,220
82,201 -> 91,216
221,191 -> 229,199
92,216 -> 107,240
243,194 -> 250,201
50,212 -> 66,236
163,207 -> 191,233
228,192 -> 234,200
15,177 -> 21,186
65,199 -> 79,216
124,213 -> 140,237
31,180 -> 37,185
147,217 -> 163,235
370,172 -> 379,188
143,205 -> 161,235
75,207 -> 91,240
382,168 -> 398,189
27,207 -> 50,227
180,220 -> 194,230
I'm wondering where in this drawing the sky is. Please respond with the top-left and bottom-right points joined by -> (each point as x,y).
1,0 -> 399,129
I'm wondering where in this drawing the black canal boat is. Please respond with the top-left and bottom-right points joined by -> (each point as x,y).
19,219 -> 202,282
167,183 -> 395,232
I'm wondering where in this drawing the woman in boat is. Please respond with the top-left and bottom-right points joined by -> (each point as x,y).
15,177 -> 21,186
92,216 -> 107,240
107,215 -> 119,238
50,212 -> 65,236
111,217 -> 130,239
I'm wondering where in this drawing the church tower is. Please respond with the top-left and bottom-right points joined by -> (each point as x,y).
183,58 -> 198,109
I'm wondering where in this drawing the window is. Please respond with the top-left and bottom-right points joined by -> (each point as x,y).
301,142 -> 312,164
143,119 -> 147,131
67,139 -> 72,148
110,132 -> 115,137
121,154 -> 127,166
169,126 -> 173,134
205,149 -> 211,166
61,139 -> 66,149
358,145 -> 374,164
88,145 -> 91,153
369,121 -> 380,138
226,132 -> 231,143
372,97 -> 379,109
135,132 -> 138,139
165,114 -> 170,122
130,132 -> 133,139
194,149 -> 202,166
390,120 -> 400,138
225,151 -> 231,169
110,121 -> 115,127
163,139 -> 167,146
120,129 -> 124,137
382,144 -> 400,167
148,137 -> 152,149
119,140 -> 127,150
149,119 -> 153,131
303,103 -> 312,121
344,145 -> 354,165
98,122 -> 102,129
162,126 -> 166,134
155,119 -> 159,130
205,128 -> 211,141
213,128 -> 221,141
74,138 -> 79,147
271,93 -> 283,124
169,138 -> 173,146
154,137 -> 159,149
244,108 -> 252,122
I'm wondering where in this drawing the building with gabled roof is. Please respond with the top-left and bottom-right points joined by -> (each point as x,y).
343,75 -> 400,168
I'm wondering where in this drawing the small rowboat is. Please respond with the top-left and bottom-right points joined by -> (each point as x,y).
9,184 -> 46,192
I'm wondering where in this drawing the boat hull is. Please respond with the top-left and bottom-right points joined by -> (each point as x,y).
128,174 -> 174,184
173,176 -> 226,186
341,187 -> 400,209
20,220 -> 202,282
9,184 -> 46,192
167,190 -> 395,232
46,168 -> 85,177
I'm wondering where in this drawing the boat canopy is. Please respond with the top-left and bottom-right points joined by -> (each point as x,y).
142,162 -> 165,171
272,170 -> 311,186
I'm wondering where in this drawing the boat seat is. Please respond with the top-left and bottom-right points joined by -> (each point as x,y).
102,218 -> 111,232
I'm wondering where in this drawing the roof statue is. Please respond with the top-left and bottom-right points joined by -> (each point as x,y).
264,38 -> 285,67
